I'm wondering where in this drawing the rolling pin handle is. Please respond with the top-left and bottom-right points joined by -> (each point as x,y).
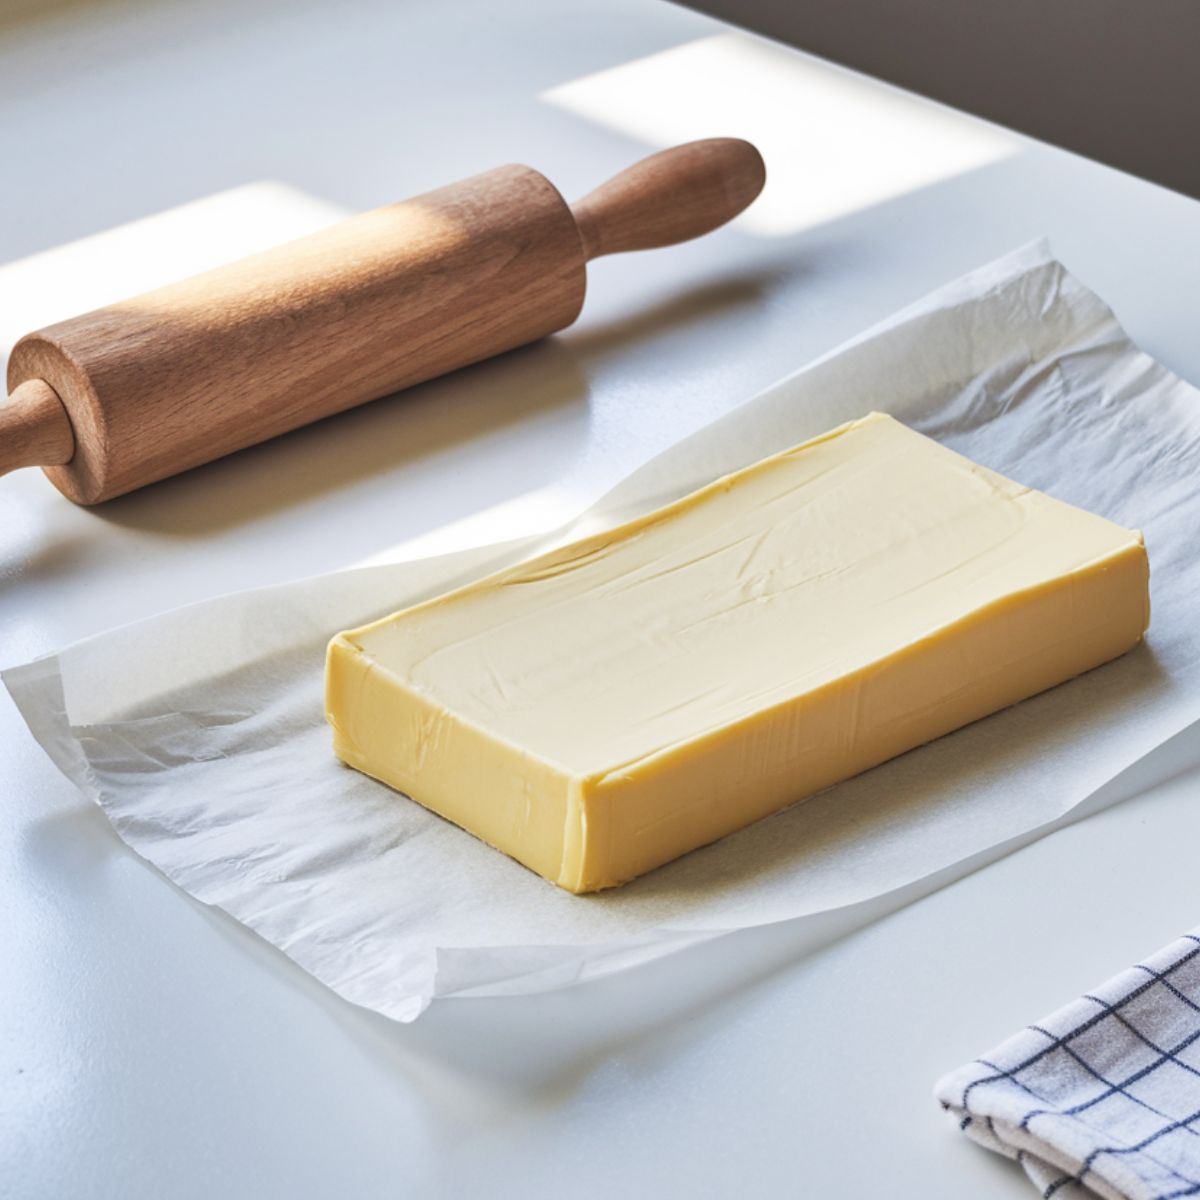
0,379 -> 74,477
570,137 -> 766,261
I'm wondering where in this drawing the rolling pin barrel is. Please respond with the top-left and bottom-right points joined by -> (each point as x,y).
2,138 -> 765,504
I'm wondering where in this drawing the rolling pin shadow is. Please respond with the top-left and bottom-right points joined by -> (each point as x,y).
1,138 -> 765,504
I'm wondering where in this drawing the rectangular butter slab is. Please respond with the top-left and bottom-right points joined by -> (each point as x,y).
325,413 -> 1149,893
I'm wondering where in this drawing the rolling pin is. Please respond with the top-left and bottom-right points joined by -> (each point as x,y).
1,138 -> 765,504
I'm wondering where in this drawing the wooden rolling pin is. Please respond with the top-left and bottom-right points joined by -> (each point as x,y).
1,138 -> 765,504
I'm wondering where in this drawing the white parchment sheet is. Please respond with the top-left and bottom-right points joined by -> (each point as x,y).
7,242 -> 1200,1022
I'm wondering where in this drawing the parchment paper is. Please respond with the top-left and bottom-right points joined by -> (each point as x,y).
7,242 -> 1200,1022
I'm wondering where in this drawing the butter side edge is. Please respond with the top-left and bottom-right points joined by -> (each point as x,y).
570,538 -> 1148,890
325,634 -> 581,887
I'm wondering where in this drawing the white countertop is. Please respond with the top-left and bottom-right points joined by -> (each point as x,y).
3,1 -> 1199,1196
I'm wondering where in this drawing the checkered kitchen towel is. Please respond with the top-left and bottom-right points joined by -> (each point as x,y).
936,933 -> 1200,1200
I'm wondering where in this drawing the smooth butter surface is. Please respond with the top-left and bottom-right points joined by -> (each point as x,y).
325,413 -> 1149,892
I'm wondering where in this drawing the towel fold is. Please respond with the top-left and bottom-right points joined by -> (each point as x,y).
935,932 -> 1200,1200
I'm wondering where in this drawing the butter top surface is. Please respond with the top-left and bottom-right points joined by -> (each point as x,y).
342,414 -> 1144,778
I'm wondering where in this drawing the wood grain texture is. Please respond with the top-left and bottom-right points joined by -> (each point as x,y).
0,379 -> 74,475
5,139 -> 764,504
6,166 -> 586,503
571,138 -> 765,260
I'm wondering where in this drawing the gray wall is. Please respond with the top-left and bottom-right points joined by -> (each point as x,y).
681,0 -> 1200,199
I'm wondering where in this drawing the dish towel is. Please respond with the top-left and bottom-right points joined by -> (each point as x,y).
935,932 -> 1200,1200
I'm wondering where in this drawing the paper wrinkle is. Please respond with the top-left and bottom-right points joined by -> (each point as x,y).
8,240 -> 1200,1023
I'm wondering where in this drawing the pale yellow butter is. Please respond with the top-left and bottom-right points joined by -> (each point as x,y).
325,413 -> 1149,893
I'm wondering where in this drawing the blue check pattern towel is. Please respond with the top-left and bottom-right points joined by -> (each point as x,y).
936,933 -> 1200,1200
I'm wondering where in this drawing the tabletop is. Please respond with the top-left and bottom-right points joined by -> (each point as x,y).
3,0 -> 1199,1196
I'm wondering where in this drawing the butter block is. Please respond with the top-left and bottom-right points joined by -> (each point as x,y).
325,413 -> 1149,893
